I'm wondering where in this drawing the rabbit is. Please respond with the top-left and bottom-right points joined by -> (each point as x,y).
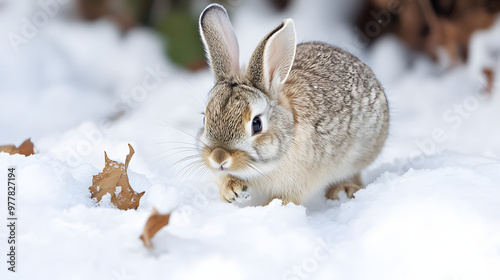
196,4 -> 389,205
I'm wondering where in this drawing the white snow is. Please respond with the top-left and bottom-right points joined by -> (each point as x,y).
1,0 -> 500,279
115,186 -> 122,197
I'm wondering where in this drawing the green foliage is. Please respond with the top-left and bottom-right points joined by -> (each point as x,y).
155,7 -> 206,70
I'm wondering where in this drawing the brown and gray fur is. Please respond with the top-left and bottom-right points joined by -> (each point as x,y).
197,4 -> 389,205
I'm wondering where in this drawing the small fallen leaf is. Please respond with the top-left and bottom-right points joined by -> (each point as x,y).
89,144 -> 145,210
483,68 -> 494,94
0,138 -> 35,156
140,208 -> 171,248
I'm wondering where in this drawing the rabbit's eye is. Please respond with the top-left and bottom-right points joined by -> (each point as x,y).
252,116 -> 262,135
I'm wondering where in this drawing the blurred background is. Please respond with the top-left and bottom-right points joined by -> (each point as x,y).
1,2 -> 500,278
0,0 -> 499,174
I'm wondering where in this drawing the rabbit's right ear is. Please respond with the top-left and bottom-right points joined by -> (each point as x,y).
199,4 -> 239,82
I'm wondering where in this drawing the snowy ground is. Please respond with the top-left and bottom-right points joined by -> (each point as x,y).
1,0 -> 500,279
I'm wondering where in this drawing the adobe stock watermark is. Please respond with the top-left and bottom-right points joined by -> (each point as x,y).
174,185 -> 214,218
283,236 -> 336,280
352,0 -> 407,49
396,81 -> 492,173
7,0 -> 70,53
283,80 -> 495,280
111,268 -> 135,280
65,64 -> 170,167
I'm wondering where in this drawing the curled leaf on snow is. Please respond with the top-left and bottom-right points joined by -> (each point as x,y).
89,144 -> 145,210
0,138 -> 35,156
140,208 -> 171,248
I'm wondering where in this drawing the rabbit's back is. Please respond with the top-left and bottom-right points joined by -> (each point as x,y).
283,42 -> 389,168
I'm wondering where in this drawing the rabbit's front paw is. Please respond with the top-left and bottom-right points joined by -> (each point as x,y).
220,176 -> 250,203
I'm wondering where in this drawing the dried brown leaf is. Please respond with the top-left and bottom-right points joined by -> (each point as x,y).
140,208 -> 171,248
0,138 -> 35,156
89,144 -> 145,210
483,68 -> 495,94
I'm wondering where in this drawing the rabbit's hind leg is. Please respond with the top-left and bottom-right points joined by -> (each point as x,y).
325,173 -> 363,200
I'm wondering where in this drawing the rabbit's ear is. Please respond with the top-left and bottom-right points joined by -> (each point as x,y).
248,19 -> 296,98
199,4 -> 239,82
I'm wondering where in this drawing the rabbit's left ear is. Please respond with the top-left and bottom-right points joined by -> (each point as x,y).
199,4 -> 240,82
248,19 -> 296,98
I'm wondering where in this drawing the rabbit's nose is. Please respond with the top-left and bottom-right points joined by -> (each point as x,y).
209,148 -> 232,170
